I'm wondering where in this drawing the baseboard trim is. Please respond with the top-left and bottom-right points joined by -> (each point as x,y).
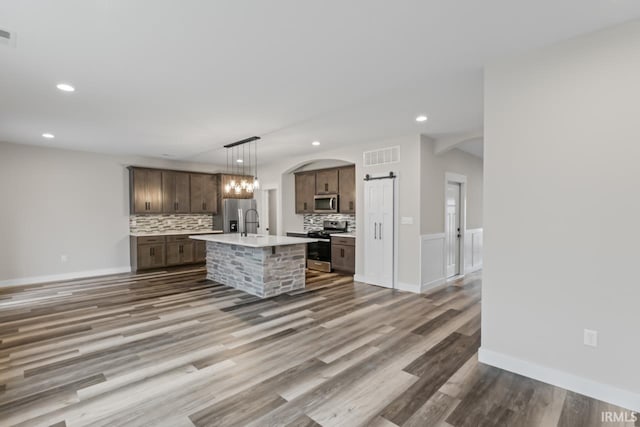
464,264 -> 483,274
0,266 -> 132,287
478,347 -> 640,412
421,277 -> 446,293
354,274 -> 420,293
396,281 -> 420,293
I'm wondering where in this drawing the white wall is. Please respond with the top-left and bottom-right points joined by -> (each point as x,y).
258,135 -> 423,289
420,135 -> 484,234
482,20 -> 640,410
0,141 -> 221,284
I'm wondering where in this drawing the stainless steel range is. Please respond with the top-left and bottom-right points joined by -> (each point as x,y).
306,220 -> 348,272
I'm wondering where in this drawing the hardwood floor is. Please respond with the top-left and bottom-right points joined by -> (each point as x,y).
0,268 -> 635,426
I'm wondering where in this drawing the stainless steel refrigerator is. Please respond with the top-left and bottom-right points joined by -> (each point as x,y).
213,198 -> 258,234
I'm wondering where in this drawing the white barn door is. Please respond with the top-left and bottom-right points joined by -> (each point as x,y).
364,178 -> 395,288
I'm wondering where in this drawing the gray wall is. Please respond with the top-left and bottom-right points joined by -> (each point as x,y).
483,20 -> 640,404
0,141 -> 220,283
420,136 -> 483,234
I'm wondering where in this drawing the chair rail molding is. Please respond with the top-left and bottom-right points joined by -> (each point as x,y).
420,233 -> 446,292
420,228 -> 483,292
464,228 -> 483,273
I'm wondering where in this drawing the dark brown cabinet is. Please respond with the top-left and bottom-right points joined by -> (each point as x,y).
162,171 -> 190,213
166,243 -> 194,265
315,169 -> 339,195
195,240 -> 207,263
294,165 -> 356,215
130,234 -> 205,271
130,168 -> 163,214
331,236 -> 355,274
295,172 -> 316,214
137,244 -> 165,270
190,174 -> 218,214
338,166 -> 356,213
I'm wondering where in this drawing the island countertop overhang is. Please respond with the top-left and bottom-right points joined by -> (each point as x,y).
189,233 -> 318,248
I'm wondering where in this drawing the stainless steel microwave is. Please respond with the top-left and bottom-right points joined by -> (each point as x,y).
314,194 -> 338,213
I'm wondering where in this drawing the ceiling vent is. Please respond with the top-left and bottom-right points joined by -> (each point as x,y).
363,146 -> 400,167
0,28 -> 16,47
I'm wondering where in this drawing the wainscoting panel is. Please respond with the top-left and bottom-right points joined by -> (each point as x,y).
464,228 -> 483,273
420,233 -> 446,291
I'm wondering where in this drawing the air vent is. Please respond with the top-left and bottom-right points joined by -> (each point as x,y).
363,146 -> 400,167
0,28 -> 16,47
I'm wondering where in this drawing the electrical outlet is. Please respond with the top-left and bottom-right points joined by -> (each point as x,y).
198,219 -> 203,225
401,217 -> 414,225
584,329 -> 598,347
60,255 -> 68,263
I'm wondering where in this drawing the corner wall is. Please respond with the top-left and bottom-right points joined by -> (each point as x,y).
483,20 -> 640,410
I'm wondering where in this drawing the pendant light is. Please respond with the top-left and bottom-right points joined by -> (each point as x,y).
222,136 -> 261,197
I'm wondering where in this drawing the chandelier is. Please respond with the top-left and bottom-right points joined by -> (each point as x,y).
223,136 -> 260,196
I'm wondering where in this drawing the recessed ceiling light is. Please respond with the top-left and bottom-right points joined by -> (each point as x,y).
236,159 -> 244,163
312,141 -> 320,146
416,115 -> 428,122
42,133 -> 55,139
56,83 -> 75,92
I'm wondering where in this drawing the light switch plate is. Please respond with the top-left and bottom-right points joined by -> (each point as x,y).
584,329 -> 598,347
401,217 -> 414,225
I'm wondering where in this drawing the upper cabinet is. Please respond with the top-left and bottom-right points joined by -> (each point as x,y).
162,171 -> 190,213
294,165 -> 356,214
130,168 -> 163,214
338,166 -> 356,214
295,172 -> 316,214
315,169 -> 339,195
130,167 -> 219,215
190,174 -> 218,214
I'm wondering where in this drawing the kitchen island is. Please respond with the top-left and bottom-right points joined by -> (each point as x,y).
189,234 -> 318,298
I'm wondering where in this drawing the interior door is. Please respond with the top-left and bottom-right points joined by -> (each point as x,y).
364,178 -> 394,288
446,182 -> 461,277
378,179 -> 394,286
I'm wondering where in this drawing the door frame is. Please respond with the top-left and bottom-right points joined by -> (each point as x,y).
259,185 -> 279,235
444,172 -> 467,278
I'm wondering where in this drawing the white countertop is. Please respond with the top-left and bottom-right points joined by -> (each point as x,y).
190,233 -> 318,248
330,233 -> 355,238
131,230 -> 224,237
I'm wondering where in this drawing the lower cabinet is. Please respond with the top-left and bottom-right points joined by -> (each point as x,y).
195,241 -> 207,263
331,236 -> 355,274
138,244 -> 166,270
130,235 -> 205,271
166,236 -> 195,266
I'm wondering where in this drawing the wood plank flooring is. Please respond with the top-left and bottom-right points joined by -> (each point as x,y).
0,267 -> 636,427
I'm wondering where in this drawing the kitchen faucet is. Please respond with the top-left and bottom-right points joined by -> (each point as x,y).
242,209 -> 260,237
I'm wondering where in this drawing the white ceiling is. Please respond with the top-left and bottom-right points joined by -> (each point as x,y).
1,1 -> 640,166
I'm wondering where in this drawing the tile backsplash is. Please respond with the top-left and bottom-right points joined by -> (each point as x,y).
130,214 -> 213,234
303,214 -> 356,232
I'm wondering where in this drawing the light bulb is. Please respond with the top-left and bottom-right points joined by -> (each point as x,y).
253,177 -> 259,189
224,184 -> 231,193
229,179 -> 236,187
235,185 -> 241,194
